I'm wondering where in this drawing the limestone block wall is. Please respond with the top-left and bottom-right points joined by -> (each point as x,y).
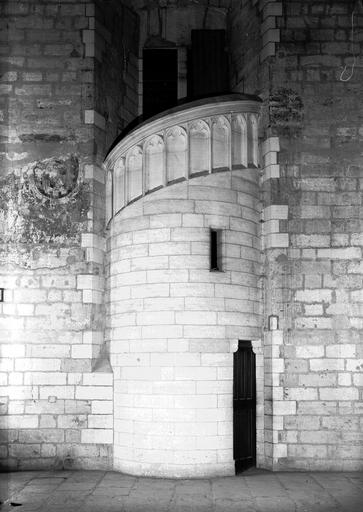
107,168 -> 261,477
0,244 -> 114,470
2,0 -> 362,476
134,0 -> 229,49
263,0 -> 363,470
270,0 -> 363,471
229,0 -> 363,471
0,0 -> 139,470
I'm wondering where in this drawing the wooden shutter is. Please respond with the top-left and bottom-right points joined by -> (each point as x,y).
189,29 -> 229,99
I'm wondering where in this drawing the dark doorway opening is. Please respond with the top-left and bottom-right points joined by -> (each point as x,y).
233,340 -> 256,474
188,29 -> 229,99
143,48 -> 178,119
142,30 -> 230,121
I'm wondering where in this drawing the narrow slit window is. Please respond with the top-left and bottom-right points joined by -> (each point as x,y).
210,229 -> 221,271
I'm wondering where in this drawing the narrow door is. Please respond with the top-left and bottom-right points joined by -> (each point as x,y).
233,340 -> 256,473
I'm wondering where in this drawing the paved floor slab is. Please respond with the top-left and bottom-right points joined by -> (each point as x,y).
0,469 -> 362,511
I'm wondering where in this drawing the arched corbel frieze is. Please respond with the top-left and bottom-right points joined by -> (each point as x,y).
105,97 -> 262,220
113,157 -> 126,215
248,114 -> 259,168
212,115 -> 230,171
166,126 -> 188,184
105,168 -> 113,224
231,114 -> 248,169
126,145 -> 143,203
145,134 -> 165,192
189,119 -> 211,176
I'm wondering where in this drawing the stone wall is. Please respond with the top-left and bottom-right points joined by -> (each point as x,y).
104,95 -> 263,476
231,0 -> 363,470
271,0 -> 363,471
2,0 -> 363,474
0,0 -> 138,470
107,168 -> 261,477
229,0 -> 363,471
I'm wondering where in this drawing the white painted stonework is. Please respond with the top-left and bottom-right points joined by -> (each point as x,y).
105,95 -> 262,477
105,95 -> 261,223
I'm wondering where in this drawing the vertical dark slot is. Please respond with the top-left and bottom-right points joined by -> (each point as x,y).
210,229 -> 219,271
143,48 -> 178,119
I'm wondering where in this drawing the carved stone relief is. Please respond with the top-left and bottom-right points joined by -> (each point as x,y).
32,155 -> 79,199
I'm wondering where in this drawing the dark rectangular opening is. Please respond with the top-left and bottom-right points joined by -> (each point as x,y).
210,229 -> 220,271
143,48 -> 178,119
188,29 -> 229,99
233,340 -> 256,474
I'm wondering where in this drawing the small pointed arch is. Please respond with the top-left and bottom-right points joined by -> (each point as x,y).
212,115 -> 230,171
113,157 -> 126,215
231,114 -> 248,168
105,168 -> 113,224
126,145 -> 143,203
145,134 -> 165,192
248,114 -> 259,168
189,119 -> 210,176
166,125 -> 188,183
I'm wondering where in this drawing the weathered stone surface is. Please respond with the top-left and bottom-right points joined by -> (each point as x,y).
0,0 -> 362,476
32,154 -> 79,199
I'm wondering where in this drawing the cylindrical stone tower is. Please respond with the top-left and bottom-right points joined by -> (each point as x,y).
105,95 -> 262,477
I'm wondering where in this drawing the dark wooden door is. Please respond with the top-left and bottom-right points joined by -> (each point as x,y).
233,340 -> 256,473
143,49 -> 178,119
188,30 -> 229,99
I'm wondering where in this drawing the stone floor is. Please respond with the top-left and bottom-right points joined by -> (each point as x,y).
0,469 -> 362,512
